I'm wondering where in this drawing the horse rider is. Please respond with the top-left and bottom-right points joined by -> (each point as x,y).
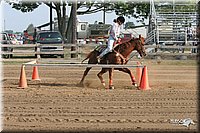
97,16 -> 125,60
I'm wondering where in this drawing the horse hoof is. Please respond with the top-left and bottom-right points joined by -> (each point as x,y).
102,82 -> 106,88
109,85 -> 115,90
132,83 -> 138,87
77,82 -> 84,87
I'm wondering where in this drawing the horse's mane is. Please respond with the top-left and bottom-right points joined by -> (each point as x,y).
114,38 -> 137,53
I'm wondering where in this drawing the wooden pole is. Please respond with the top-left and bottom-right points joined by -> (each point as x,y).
71,0 -> 77,58
50,2 -> 53,31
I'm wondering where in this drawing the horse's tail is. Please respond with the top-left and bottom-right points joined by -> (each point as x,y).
81,51 -> 93,63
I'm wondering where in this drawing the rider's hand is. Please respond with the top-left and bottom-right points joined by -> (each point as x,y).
117,38 -> 121,43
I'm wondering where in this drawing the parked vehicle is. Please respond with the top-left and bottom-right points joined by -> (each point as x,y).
16,35 -> 24,44
35,31 -> 64,58
0,32 -> 13,58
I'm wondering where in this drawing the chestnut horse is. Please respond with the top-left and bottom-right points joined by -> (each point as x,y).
79,35 -> 146,89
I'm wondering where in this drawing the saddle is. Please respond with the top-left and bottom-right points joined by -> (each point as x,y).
95,43 -> 127,64
95,41 -> 121,53
94,44 -> 107,53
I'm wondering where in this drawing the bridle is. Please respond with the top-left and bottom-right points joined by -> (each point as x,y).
134,38 -> 143,49
124,38 -> 144,63
113,37 -> 144,64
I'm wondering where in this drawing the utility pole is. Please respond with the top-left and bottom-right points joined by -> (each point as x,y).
50,2 -> 53,31
4,19 -> 5,31
102,0 -> 106,24
103,3 -> 106,24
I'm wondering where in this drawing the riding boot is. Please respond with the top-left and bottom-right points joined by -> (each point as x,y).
97,58 -> 101,63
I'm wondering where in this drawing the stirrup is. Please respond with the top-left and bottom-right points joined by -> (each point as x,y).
97,56 -> 102,62
97,58 -> 101,63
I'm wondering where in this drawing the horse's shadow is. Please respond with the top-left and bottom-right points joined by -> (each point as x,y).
30,82 -> 82,88
31,83 -> 139,90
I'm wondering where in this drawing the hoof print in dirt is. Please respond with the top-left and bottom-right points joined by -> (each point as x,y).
77,83 -> 84,87
125,85 -> 138,90
109,86 -> 115,90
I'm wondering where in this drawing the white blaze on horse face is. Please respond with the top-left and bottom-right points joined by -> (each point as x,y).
102,82 -> 106,87
139,48 -> 146,57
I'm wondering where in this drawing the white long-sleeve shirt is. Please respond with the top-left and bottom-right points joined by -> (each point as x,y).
98,22 -> 121,58
109,22 -> 121,40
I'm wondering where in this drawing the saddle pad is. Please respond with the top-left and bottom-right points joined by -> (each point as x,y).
95,44 -> 107,53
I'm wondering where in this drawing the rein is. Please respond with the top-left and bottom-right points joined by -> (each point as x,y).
113,38 -> 141,64
125,39 -> 142,64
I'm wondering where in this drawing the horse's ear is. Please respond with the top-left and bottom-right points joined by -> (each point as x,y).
139,34 -> 141,38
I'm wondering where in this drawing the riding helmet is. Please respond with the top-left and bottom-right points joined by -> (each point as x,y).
117,16 -> 125,24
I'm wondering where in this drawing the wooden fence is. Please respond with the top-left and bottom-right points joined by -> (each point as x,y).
1,43 -> 198,59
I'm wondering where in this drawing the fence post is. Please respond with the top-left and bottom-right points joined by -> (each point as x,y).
71,44 -> 77,58
184,29 -> 191,54
36,43 -> 41,59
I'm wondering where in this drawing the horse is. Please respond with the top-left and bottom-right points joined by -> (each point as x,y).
79,35 -> 147,89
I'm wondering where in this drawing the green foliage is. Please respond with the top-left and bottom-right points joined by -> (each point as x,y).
113,1 -> 150,24
8,2 -> 41,12
7,1 -> 150,23
6,0 -> 151,38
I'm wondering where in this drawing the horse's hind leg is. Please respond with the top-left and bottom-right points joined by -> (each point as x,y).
116,68 -> 137,87
97,68 -> 109,88
79,67 -> 92,86
108,68 -> 114,89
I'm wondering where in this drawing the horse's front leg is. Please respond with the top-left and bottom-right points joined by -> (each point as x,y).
108,68 -> 114,89
116,68 -> 137,87
79,67 -> 92,87
97,68 -> 108,88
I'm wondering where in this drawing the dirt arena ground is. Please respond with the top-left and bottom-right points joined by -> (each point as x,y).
1,58 -> 199,132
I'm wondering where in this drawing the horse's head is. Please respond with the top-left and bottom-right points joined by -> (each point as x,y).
131,35 -> 146,58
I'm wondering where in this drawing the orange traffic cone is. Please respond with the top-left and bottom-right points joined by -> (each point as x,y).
18,65 -> 28,89
136,61 -> 142,85
139,66 -> 151,90
32,66 -> 40,80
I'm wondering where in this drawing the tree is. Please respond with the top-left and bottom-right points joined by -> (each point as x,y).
71,0 -> 77,44
6,0 -> 151,43
66,1 -> 115,43
45,1 -> 67,40
7,1 -> 114,43
7,1 -> 68,39
112,1 -> 150,25
65,1 -> 150,42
